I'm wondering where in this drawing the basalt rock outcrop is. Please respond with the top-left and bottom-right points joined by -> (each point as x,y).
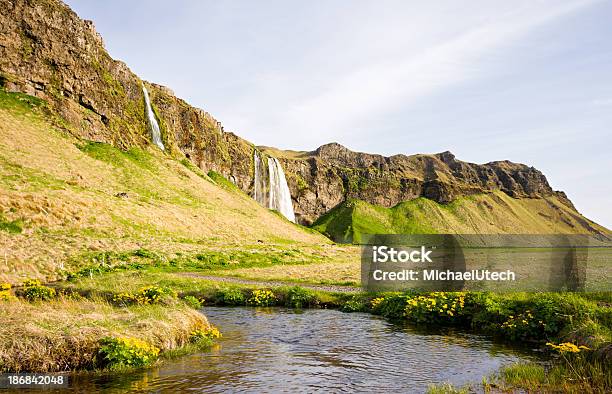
0,0 -> 589,228
0,0 -> 149,145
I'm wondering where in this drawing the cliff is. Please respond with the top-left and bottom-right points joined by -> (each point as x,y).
0,0 -> 148,145
263,143 -> 575,225
0,0 -> 606,235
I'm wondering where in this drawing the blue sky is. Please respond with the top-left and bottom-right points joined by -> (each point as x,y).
65,0 -> 611,228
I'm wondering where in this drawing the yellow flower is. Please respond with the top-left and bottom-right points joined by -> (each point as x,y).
370,297 -> 384,308
546,342 -> 585,353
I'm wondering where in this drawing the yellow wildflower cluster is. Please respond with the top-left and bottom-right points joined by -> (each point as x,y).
0,283 -> 15,301
546,342 -> 590,353
99,336 -> 161,368
501,310 -> 538,330
405,292 -> 466,322
117,337 -> 160,357
113,292 -> 146,305
23,278 -> 41,287
190,325 -> 222,342
139,286 -> 165,302
370,297 -> 385,309
247,289 -> 276,306
19,278 -> 56,301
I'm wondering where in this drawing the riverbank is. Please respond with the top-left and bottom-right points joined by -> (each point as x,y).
0,287 -> 218,372
428,358 -> 612,393
1,268 -> 610,391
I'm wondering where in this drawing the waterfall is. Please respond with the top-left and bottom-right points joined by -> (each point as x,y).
253,150 -> 268,207
268,157 -> 296,222
142,84 -> 165,150
252,150 -> 295,222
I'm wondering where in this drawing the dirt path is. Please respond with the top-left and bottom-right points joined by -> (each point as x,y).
179,273 -> 361,293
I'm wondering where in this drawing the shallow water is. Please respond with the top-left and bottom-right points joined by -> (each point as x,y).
70,307 -> 537,393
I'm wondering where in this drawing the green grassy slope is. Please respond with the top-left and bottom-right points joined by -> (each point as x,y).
0,88 -> 339,283
313,193 -> 610,243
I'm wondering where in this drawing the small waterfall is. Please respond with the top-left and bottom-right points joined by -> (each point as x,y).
252,150 -> 295,222
142,84 -> 165,150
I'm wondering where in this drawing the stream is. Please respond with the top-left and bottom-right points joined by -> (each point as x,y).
70,307 -> 540,393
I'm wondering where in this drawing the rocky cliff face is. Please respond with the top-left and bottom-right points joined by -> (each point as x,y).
144,83 -> 254,191
0,0 -> 582,228
0,0 -> 149,146
268,143 -> 574,225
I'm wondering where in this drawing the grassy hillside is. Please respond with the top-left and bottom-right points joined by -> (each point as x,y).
0,88 -> 342,283
313,193 -> 610,244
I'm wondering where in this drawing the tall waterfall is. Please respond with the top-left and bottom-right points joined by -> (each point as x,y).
268,157 -> 296,222
253,150 -> 295,222
142,84 -> 165,150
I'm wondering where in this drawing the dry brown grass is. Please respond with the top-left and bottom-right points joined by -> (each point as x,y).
0,296 -> 208,372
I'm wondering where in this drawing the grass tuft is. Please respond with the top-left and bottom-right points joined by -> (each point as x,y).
0,215 -> 23,234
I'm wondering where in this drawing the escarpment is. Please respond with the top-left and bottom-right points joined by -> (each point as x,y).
266,144 -> 572,225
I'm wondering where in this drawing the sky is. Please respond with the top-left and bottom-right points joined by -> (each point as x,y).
65,0 -> 611,228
